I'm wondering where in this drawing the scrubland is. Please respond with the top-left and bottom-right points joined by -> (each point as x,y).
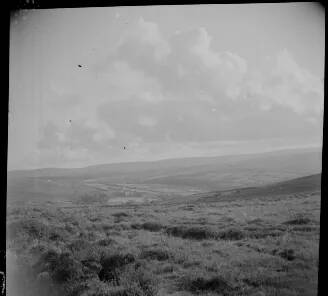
6,188 -> 320,296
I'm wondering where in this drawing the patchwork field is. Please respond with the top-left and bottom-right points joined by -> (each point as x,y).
6,173 -> 321,296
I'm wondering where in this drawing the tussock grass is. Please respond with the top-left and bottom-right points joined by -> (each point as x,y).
156,263 -> 175,274
139,248 -> 171,261
7,219 -> 69,242
292,225 -> 318,232
99,252 -> 136,283
97,238 -> 118,246
112,212 -> 130,218
68,239 -> 93,253
34,250 -> 83,284
177,271 -> 235,294
119,264 -> 159,296
7,190 -> 320,296
165,225 -> 217,240
246,228 -> 283,239
283,214 -> 312,225
131,221 -> 164,232
166,225 -> 247,241
217,228 -> 245,240
273,248 -> 296,261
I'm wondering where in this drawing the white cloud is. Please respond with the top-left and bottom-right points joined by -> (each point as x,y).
138,116 -> 157,127
34,19 -> 323,168
137,17 -> 171,61
244,49 -> 324,116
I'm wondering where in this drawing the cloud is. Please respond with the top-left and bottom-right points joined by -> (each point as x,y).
243,49 -> 324,116
38,122 -> 61,150
110,21 -> 248,102
34,18 -> 323,167
135,17 -> 171,61
138,116 -> 158,127
37,118 -> 116,166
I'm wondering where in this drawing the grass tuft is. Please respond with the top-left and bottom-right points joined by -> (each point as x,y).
178,272 -> 235,294
99,252 -> 136,283
131,222 -> 164,232
283,214 -> 312,225
166,225 -> 216,240
139,248 -> 171,261
218,228 -> 245,240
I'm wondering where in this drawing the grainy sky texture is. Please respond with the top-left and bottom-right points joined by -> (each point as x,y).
9,3 -> 325,170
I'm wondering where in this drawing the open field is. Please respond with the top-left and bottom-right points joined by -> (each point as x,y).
6,172 -> 321,296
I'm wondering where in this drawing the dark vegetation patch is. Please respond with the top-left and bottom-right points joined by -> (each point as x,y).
112,212 -> 130,218
97,238 -> 117,246
77,230 -> 98,242
272,249 -> 296,261
292,225 -> 318,232
139,248 -> 171,261
241,243 -> 268,254
77,262 -> 159,296
178,273 -> 235,294
68,239 -> 93,253
113,212 -> 130,223
157,263 -> 175,274
88,216 -> 101,222
99,252 -> 136,283
217,228 -> 245,240
31,248 -> 158,296
247,218 -> 265,224
7,219 -> 69,241
165,225 -> 284,241
73,244 -> 104,263
246,228 -> 283,239
218,217 -> 236,224
81,259 -> 102,274
120,264 -> 159,296
283,215 -> 312,225
182,260 -> 202,268
34,250 -> 83,284
166,225 -> 216,240
119,264 -> 159,296
242,272 -> 289,289
8,219 -> 48,239
131,222 -> 164,232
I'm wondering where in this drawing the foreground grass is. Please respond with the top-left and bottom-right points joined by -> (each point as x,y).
6,191 -> 320,296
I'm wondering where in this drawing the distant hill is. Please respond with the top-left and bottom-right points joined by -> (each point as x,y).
7,147 -> 322,203
196,173 -> 321,203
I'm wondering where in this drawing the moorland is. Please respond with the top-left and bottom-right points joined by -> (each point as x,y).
6,148 -> 322,296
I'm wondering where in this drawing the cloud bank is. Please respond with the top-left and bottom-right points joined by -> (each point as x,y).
32,17 -> 324,167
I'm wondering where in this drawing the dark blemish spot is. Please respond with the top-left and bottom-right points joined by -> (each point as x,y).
78,65 -> 82,68
123,146 -> 126,150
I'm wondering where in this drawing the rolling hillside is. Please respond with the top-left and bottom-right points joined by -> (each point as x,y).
7,147 -> 322,203
195,173 -> 321,203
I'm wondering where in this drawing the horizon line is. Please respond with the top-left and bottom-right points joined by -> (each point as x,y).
8,144 -> 322,173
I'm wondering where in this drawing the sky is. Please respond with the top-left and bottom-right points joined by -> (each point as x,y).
8,3 -> 325,170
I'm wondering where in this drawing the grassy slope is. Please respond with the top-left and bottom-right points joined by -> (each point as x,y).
194,173 -> 321,203
6,174 -> 321,296
7,148 -> 321,203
